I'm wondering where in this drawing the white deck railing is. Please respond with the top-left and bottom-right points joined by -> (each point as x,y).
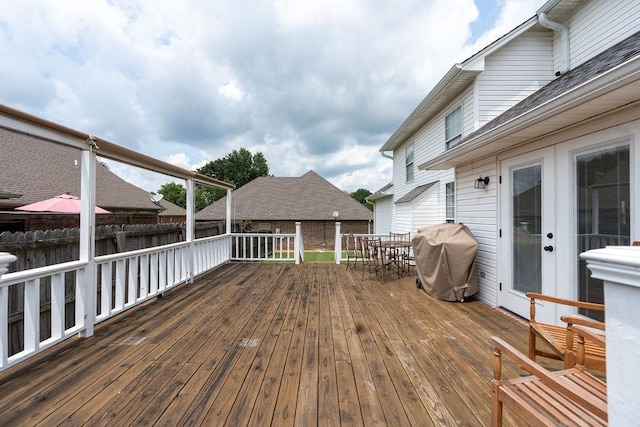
0,228 -> 305,372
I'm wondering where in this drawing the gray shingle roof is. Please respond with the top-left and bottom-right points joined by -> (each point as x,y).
157,199 -> 187,216
367,182 -> 393,202
195,170 -> 373,221
395,181 -> 439,204
0,128 -> 160,211
461,29 -> 640,143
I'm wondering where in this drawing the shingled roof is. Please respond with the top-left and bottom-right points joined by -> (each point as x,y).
0,128 -> 160,212
195,170 -> 373,221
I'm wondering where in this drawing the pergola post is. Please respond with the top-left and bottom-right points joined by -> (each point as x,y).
186,178 -> 195,283
78,144 -> 97,338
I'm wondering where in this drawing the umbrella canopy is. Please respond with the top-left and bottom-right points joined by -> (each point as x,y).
16,193 -> 110,214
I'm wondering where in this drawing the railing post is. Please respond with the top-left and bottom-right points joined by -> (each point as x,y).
78,145 -> 97,338
186,178 -> 195,283
226,188 -> 232,234
0,253 -> 16,279
334,222 -> 341,264
581,246 -> 640,427
295,222 -> 301,265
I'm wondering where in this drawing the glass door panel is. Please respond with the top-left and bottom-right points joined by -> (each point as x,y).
575,145 -> 630,320
512,165 -> 542,294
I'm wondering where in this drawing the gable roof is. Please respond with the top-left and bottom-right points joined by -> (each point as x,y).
420,29 -> 640,169
195,170 -> 373,221
0,128 -> 160,212
379,16 -> 539,153
157,199 -> 187,217
366,182 -> 393,202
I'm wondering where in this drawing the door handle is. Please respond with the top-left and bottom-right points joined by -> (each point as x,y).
544,245 -> 554,252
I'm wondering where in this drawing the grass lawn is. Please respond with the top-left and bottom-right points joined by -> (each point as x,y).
304,251 -> 345,262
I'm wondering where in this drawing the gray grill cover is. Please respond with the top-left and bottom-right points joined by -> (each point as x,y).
412,223 -> 479,301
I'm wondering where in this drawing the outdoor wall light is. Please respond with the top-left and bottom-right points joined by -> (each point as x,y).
474,176 -> 490,190
332,210 -> 339,219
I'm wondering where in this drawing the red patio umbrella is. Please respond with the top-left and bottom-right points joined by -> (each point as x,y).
16,193 -> 110,214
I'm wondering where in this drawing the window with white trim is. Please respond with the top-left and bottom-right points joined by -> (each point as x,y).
405,144 -> 414,182
445,106 -> 462,149
445,182 -> 455,223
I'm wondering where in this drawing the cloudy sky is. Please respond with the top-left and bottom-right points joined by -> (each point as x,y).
1,0 -> 545,194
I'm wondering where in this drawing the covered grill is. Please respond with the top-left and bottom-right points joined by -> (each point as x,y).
412,223 -> 479,301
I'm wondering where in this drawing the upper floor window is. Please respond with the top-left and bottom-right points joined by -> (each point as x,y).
445,106 -> 462,149
445,182 -> 455,223
405,144 -> 414,182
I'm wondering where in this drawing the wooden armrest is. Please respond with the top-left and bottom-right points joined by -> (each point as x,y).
572,324 -> 606,349
526,292 -> 604,311
561,314 -> 606,331
489,336 -> 607,419
529,322 -> 563,351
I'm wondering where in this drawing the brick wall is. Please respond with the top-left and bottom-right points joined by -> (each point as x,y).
248,219 -> 370,251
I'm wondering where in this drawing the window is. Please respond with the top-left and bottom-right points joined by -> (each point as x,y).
445,106 -> 462,149
405,144 -> 414,182
445,182 -> 455,223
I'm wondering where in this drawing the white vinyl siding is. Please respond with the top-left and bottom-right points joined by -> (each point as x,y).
455,158 -> 498,306
562,0 -> 640,70
476,29 -> 553,125
395,183 -> 441,234
373,196 -> 393,235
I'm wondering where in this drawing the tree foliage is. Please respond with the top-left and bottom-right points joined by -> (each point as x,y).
157,182 -> 207,211
196,148 -> 270,204
350,188 -> 373,211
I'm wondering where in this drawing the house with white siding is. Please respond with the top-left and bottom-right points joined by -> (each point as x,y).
366,182 -> 393,234
378,0 -> 640,324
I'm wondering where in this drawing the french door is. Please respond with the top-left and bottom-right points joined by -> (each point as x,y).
500,147 -> 556,323
500,141 -> 632,324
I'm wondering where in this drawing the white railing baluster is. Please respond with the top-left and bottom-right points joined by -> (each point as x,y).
159,250 -> 167,293
115,259 -> 126,311
23,278 -> 40,353
100,262 -> 112,318
128,256 -> 138,306
150,252 -> 158,296
140,254 -> 149,300
50,272 -> 65,340
0,286 -> 8,368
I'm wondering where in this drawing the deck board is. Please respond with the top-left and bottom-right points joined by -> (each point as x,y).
0,262 -> 537,426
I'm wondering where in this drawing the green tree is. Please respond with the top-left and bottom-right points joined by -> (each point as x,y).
158,182 -> 208,211
350,188 -> 373,211
197,148 -> 270,204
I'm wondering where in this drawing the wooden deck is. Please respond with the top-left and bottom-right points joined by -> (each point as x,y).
0,262 -> 534,426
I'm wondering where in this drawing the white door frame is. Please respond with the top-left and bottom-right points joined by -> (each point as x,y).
498,146 -> 556,323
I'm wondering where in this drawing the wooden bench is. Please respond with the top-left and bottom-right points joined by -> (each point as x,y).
490,325 -> 607,426
527,292 -> 606,370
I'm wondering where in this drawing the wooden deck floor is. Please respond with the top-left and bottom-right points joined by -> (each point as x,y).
0,262 -> 534,426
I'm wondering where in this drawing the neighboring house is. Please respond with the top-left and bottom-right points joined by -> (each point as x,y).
195,170 -> 373,250
156,199 -> 187,224
0,128 -> 162,231
366,183 -> 393,235
378,0 -> 640,324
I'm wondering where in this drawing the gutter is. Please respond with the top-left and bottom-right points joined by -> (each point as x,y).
380,151 -> 394,160
538,12 -> 570,75
418,55 -> 640,170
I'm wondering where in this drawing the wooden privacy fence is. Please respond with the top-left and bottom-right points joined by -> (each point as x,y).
0,221 -> 233,356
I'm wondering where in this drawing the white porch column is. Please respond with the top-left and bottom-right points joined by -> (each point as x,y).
185,179 -> 195,283
295,222 -> 302,265
78,146 -> 97,338
334,222 -> 341,265
581,246 -> 640,426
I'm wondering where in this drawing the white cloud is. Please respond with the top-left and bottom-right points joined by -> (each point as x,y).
1,0 -> 548,195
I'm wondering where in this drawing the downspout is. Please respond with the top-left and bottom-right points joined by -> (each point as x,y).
538,12 -> 570,76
